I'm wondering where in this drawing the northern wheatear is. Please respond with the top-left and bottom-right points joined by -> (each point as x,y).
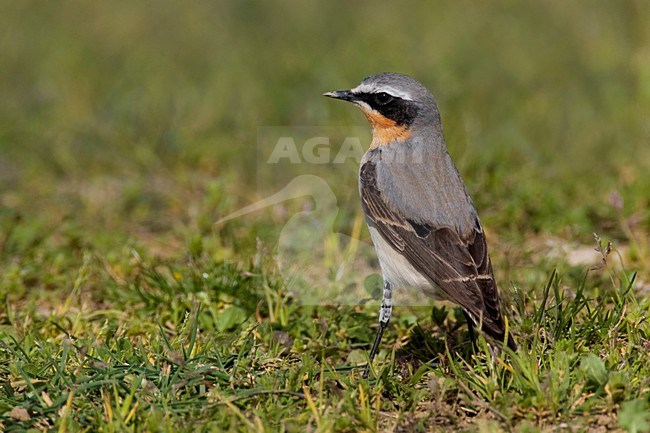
324,73 -> 516,376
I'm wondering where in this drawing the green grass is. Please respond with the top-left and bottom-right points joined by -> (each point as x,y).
2,1 -> 650,432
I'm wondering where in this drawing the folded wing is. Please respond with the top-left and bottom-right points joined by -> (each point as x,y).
360,161 -> 514,348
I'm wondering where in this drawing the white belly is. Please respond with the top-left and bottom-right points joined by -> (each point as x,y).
368,226 -> 443,299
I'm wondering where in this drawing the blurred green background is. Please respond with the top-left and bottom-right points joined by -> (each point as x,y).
1,0 -> 649,273
2,2 -> 650,431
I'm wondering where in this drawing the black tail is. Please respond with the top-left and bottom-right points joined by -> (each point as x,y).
469,311 -> 517,352
483,322 -> 517,352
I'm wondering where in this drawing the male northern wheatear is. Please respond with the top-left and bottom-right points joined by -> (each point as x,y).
324,73 -> 516,376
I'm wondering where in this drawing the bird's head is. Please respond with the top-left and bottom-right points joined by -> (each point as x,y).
324,72 -> 439,148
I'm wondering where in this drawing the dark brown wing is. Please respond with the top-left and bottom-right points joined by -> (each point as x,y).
360,161 -> 514,348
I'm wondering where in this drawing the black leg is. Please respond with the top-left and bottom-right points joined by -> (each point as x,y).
362,320 -> 388,378
363,281 -> 392,379
462,310 -> 477,350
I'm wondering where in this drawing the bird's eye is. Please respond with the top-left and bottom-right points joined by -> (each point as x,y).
373,92 -> 393,106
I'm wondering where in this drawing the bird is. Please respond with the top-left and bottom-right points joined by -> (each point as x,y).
323,72 -> 516,376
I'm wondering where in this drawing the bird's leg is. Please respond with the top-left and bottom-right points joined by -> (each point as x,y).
462,310 -> 477,350
363,281 -> 392,378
